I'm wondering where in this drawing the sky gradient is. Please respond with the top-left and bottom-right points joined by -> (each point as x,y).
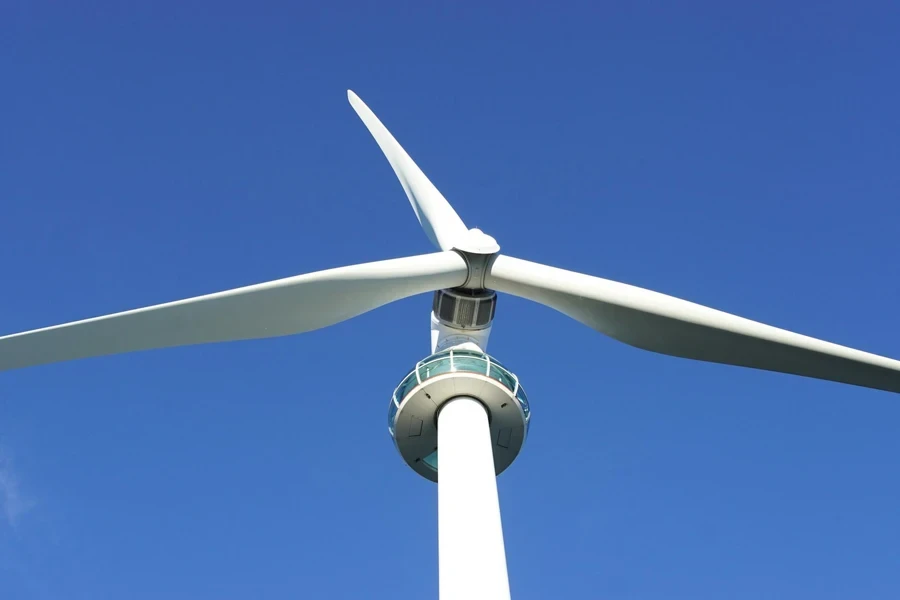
2,2 -> 900,599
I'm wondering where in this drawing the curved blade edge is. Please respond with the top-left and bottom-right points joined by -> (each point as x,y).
486,254 -> 900,394
348,90 -> 469,251
1,252 -> 468,372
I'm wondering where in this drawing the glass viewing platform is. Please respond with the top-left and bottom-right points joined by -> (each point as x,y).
388,348 -> 531,439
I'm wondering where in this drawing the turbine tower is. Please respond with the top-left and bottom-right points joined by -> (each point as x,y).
2,90 -> 900,600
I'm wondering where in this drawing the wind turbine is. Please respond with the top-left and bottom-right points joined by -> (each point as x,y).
2,90 -> 900,600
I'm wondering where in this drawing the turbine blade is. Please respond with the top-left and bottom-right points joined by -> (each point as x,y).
486,255 -> 900,394
0,252 -> 467,372
348,90 -> 469,251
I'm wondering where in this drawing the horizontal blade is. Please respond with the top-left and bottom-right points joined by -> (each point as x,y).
486,255 -> 900,394
1,252 -> 467,372
348,90 -> 469,252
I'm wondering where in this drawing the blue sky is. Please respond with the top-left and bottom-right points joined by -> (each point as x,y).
2,2 -> 899,598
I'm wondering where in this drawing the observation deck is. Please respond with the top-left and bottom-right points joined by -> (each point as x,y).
389,348 -> 531,482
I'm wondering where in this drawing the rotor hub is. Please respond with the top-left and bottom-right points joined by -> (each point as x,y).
453,227 -> 499,255
452,228 -> 500,290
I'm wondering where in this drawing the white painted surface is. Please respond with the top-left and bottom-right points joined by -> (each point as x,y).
0,252 -> 467,372
453,228 -> 500,255
430,312 -> 493,353
487,254 -> 900,393
348,90 -> 469,252
438,397 -> 511,600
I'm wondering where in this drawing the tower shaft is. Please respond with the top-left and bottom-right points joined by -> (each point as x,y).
438,397 -> 511,600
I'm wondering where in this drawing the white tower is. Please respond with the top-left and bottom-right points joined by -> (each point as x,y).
389,346 -> 529,600
391,282 -> 530,600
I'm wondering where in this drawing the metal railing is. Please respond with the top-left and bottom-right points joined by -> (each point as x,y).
389,349 -> 530,436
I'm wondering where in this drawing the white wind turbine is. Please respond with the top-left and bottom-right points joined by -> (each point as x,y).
2,90 -> 899,600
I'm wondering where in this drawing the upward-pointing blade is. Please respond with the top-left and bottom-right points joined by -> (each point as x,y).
348,90 -> 469,252
0,252 -> 468,372
486,255 -> 900,394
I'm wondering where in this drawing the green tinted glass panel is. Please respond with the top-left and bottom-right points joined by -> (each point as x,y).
488,356 -> 509,369
489,364 -> 516,391
388,401 -> 399,435
422,450 -> 438,471
419,357 -> 453,381
395,370 -> 419,402
516,385 -> 530,418
452,355 -> 488,375
516,384 -> 528,407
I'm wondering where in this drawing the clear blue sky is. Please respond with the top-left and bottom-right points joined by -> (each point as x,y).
2,2 -> 899,599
